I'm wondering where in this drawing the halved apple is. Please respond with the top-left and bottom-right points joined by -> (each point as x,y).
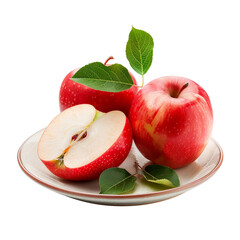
38,104 -> 132,180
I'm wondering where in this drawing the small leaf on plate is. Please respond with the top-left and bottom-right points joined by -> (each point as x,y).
99,167 -> 136,194
71,62 -> 134,92
142,165 -> 180,188
126,27 -> 154,75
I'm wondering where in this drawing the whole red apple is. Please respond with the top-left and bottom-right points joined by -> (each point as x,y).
59,58 -> 138,116
38,104 -> 132,181
129,76 -> 213,168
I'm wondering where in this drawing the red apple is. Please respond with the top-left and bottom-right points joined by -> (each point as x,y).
59,57 -> 138,116
38,104 -> 132,180
129,76 -> 213,169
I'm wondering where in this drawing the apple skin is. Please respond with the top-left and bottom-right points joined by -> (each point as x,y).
59,68 -> 138,116
129,76 -> 213,169
40,117 -> 132,181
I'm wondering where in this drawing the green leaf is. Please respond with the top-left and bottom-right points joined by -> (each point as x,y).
99,168 -> 136,194
126,26 -> 154,75
71,62 -> 134,92
142,165 -> 180,188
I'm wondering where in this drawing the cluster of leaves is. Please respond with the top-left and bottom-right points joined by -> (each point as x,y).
99,164 -> 180,195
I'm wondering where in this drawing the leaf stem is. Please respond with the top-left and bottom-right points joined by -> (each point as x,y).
136,162 -> 157,180
136,162 -> 144,170
141,75 -> 144,87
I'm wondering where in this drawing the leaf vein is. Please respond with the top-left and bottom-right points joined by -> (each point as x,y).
102,175 -> 134,194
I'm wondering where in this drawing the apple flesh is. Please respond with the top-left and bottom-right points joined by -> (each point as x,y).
129,76 -> 213,169
38,104 -> 132,180
59,61 -> 138,116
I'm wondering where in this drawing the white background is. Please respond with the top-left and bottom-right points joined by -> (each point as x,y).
1,0 -> 239,239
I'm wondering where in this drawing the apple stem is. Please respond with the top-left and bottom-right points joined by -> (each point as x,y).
104,56 -> 114,65
176,82 -> 189,98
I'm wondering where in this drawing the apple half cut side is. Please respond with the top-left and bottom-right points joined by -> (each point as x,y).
38,104 -> 133,181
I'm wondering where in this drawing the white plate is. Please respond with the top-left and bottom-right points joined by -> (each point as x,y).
17,129 -> 223,206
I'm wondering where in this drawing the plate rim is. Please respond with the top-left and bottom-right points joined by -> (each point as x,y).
17,129 -> 223,200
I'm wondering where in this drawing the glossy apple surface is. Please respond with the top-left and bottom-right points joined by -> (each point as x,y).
38,104 -> 132,180
129,76 -> 213,168
59,67 -> 138,116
